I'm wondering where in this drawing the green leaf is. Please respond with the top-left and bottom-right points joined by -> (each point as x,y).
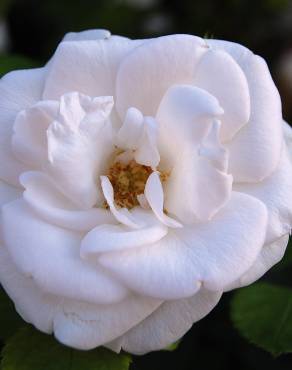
0,287 -> 24,340
164,340 -> 181,352
0,55 -> 39,77
1,326 -> 132,370
231,282 -> 292,356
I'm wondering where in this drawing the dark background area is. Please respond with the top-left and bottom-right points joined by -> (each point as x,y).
0,0 -> 292,368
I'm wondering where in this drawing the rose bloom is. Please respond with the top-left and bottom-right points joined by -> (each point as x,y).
0,29 -> 291,354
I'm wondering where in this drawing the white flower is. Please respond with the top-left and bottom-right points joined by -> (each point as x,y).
0,29 -> 291,354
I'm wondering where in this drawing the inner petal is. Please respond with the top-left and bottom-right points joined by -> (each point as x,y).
12,100 -> 59,168
164,120 -> 233,223
116,108 -> 160,169
45,92 -> 114,209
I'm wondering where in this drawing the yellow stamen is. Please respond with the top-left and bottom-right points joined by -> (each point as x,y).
107,160 -> 153,209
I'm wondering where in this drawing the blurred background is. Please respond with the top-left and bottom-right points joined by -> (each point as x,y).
0,0 -> 292,369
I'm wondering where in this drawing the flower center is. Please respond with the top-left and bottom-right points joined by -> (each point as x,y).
107,160 -> 153,209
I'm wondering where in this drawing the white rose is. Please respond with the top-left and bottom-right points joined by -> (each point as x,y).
0,30 -> 291,355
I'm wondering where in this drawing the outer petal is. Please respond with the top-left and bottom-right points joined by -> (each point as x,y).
63,29 -> 111,42
43,36 -> 142,100
0,245 -> 59,333
46,92 -> 114,209
99,192 -> 268,298
234,146 -> 292,244
0,68 -> 45,186
2,199 -> 128,304
0,245 -> 162,351
20,171 -> 115,232
116,34 -> 208,119
208,39 -> 283,182
53,295 -> 162,350
194,49 -> 250,142
117,288 -> 222,354
225,234 -> 289,291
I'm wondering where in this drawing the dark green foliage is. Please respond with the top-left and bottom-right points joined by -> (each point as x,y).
231,283 -> 292,356
1,326 -> 131,370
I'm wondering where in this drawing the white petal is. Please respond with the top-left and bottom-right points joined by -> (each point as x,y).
46,92 -> 114,209
81,208 -> 168,256
234,146 -> 292,244
12,100 -> 58,168
100,176 -> 141,228
194,49 -> 250,142
198,120 -> 228,172
156,84 -> 223,168
99,192 -> 268,298
134,116 -> 160,168
2,199 -> 128,304
100,230 -> 201,300
119,288 -> 222,354
164,145 -> 232,224
104,338 -> 124,353
0,244 -> 162,351
207,39 -> 252,61
20,171 -> 116,232
0,245 -> 59,333
56,91 -> 112,129
63,29 -> 111,42
116,107 -> 144,150
0,68 -> 45,186
0,180 -> 21,208
116,34 -> 208,119
208,39 -> 283,182
144,172 -> 182,228
137,193 -> 150,209
43,36 -> 141,100
54,295 -> 162,350
225,234 -> 289,291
